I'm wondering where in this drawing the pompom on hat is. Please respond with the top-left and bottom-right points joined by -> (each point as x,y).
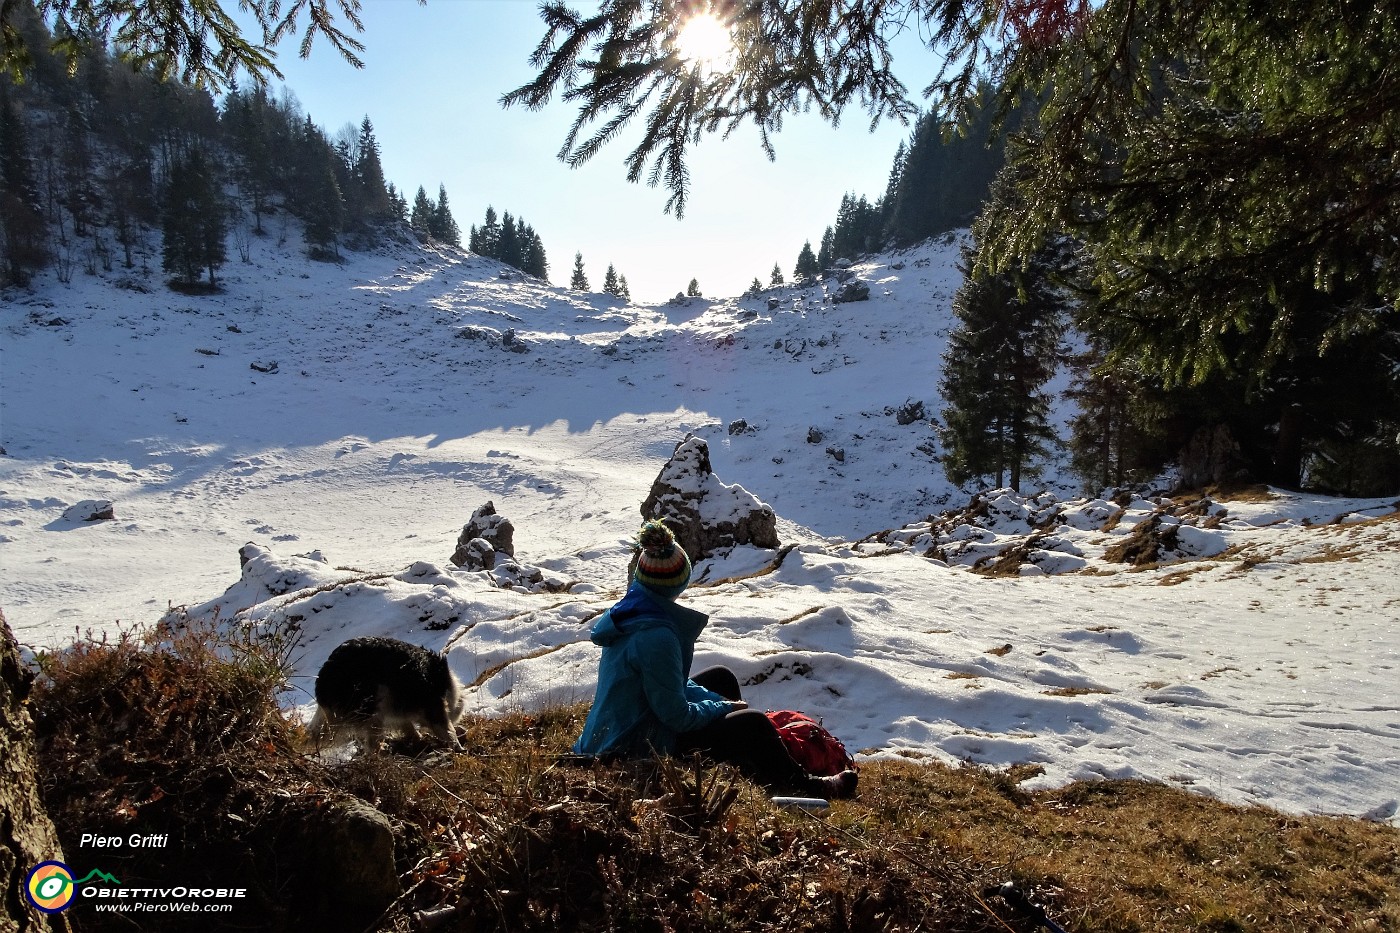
633,519 -> 692,599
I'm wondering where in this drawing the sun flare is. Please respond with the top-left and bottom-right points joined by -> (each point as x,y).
675,13 -> 734,68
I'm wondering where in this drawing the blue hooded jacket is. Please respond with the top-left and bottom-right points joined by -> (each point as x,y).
573,581 -> 731,757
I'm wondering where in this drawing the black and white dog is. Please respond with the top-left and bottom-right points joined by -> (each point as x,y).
308,636 -> 466,751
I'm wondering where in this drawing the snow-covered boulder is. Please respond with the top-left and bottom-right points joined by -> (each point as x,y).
640,435 -> 780,562
61,499 -> 114,522
234,542 -> 343,599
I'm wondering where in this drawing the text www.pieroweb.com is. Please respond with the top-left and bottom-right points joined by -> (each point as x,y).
84,886 -> 245,914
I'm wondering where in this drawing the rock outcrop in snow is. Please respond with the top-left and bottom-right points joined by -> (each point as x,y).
450,501 -> 516,571
640,435 -> 780,562
446,501 -> 568,593
871,486 -> 1399,575
61,499 -> 114,522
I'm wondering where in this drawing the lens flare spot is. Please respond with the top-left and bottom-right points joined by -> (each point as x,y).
676,13 -> 734,68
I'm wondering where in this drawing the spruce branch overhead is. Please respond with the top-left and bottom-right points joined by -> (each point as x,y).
1,0 -> 421,89
500,0 -> 984,218
507,0 -> 1398,392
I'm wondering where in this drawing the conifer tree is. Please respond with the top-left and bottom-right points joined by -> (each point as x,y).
385,182 -> 407,222
883,94 -> 1007,248
60,104 -> 98,238
617,273 -> 630,300
1,0 -> 370,92
794,240 -> 819,280
428,184 -> 460,247
221,86 -> 276,234
0,84 -> 46,284
329,133 -> 356,218
103,157 -> 151,268
830,194 -> 855,259
817,226 -> 834,271
161,146 -> 226,287
748,277 -> 763,294
409,185 -> 433,238
686,277 -> 701,297
879,139 -> 906,234
603,262 -> 622,296
286,115 -> 323,213
497,211 -> 521,268
354,115 -> 391,220
939,243 -> 1067,491
469,205 -> 499,256
301,149 -> 345,259
769,263 -> 783,286
830,192 -> 883,260
1064,341 -> 1141,492
570,251 -> 589,290
519,225 -> 549,280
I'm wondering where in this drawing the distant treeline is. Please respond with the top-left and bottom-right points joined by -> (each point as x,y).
775,86 -> 1010,282
0,4 -> 547,288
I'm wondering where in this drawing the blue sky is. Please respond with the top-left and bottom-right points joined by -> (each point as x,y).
246,0 -> 932,302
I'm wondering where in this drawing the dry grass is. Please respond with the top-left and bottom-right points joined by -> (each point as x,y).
1040,686 -> 1113,697
30,624 -> 1400,933
1158,565 -> 1217,585
860,770 -> 1400,932
1299,543 -> 1367,564
1199,483 -> 1278,503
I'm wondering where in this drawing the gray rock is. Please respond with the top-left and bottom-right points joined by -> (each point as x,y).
832,280 -> 870,304
451,501 -> 515,568
289,799 -> 401,930
62,499 -> 114,522
896,399 -> 926,425
456,537 -> 497,571
639,435 -> 780,563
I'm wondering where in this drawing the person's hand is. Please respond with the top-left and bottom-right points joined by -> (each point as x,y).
728,700 -> 749,711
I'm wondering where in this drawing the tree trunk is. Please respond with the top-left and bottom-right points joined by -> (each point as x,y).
1271,403 -> 1305,490
1,610 -> 65,931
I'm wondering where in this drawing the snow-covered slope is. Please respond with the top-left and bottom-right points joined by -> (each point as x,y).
1,233 -> 967,637
2,232 -> 1397,825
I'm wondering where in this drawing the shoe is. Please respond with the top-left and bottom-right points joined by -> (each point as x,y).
804,769 -> 858,800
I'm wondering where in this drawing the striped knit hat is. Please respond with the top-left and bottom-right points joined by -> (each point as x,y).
633,520 -> 692,599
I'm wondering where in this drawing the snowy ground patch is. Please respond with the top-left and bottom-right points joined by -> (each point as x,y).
3,233 -> 1397,826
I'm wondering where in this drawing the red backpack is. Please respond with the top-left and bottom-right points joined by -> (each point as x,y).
765,710 -> 857,776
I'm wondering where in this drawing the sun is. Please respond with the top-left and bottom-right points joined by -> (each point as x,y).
675,13 -> 735,69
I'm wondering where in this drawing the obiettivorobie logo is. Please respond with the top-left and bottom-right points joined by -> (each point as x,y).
25,862 -> 121,913
25,859 -> 248,915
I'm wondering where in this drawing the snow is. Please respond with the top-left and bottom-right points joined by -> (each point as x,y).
2,231 -> 1397,827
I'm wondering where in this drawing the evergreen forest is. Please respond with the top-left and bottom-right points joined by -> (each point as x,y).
0,6 -> 550,291
780,65 -> 1399,499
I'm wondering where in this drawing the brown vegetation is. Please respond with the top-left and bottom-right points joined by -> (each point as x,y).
28,624 -> 1400,932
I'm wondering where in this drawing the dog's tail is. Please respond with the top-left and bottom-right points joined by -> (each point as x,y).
304,706 -> 331,752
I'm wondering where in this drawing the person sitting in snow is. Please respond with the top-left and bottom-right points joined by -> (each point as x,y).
573,519 -> 858,799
